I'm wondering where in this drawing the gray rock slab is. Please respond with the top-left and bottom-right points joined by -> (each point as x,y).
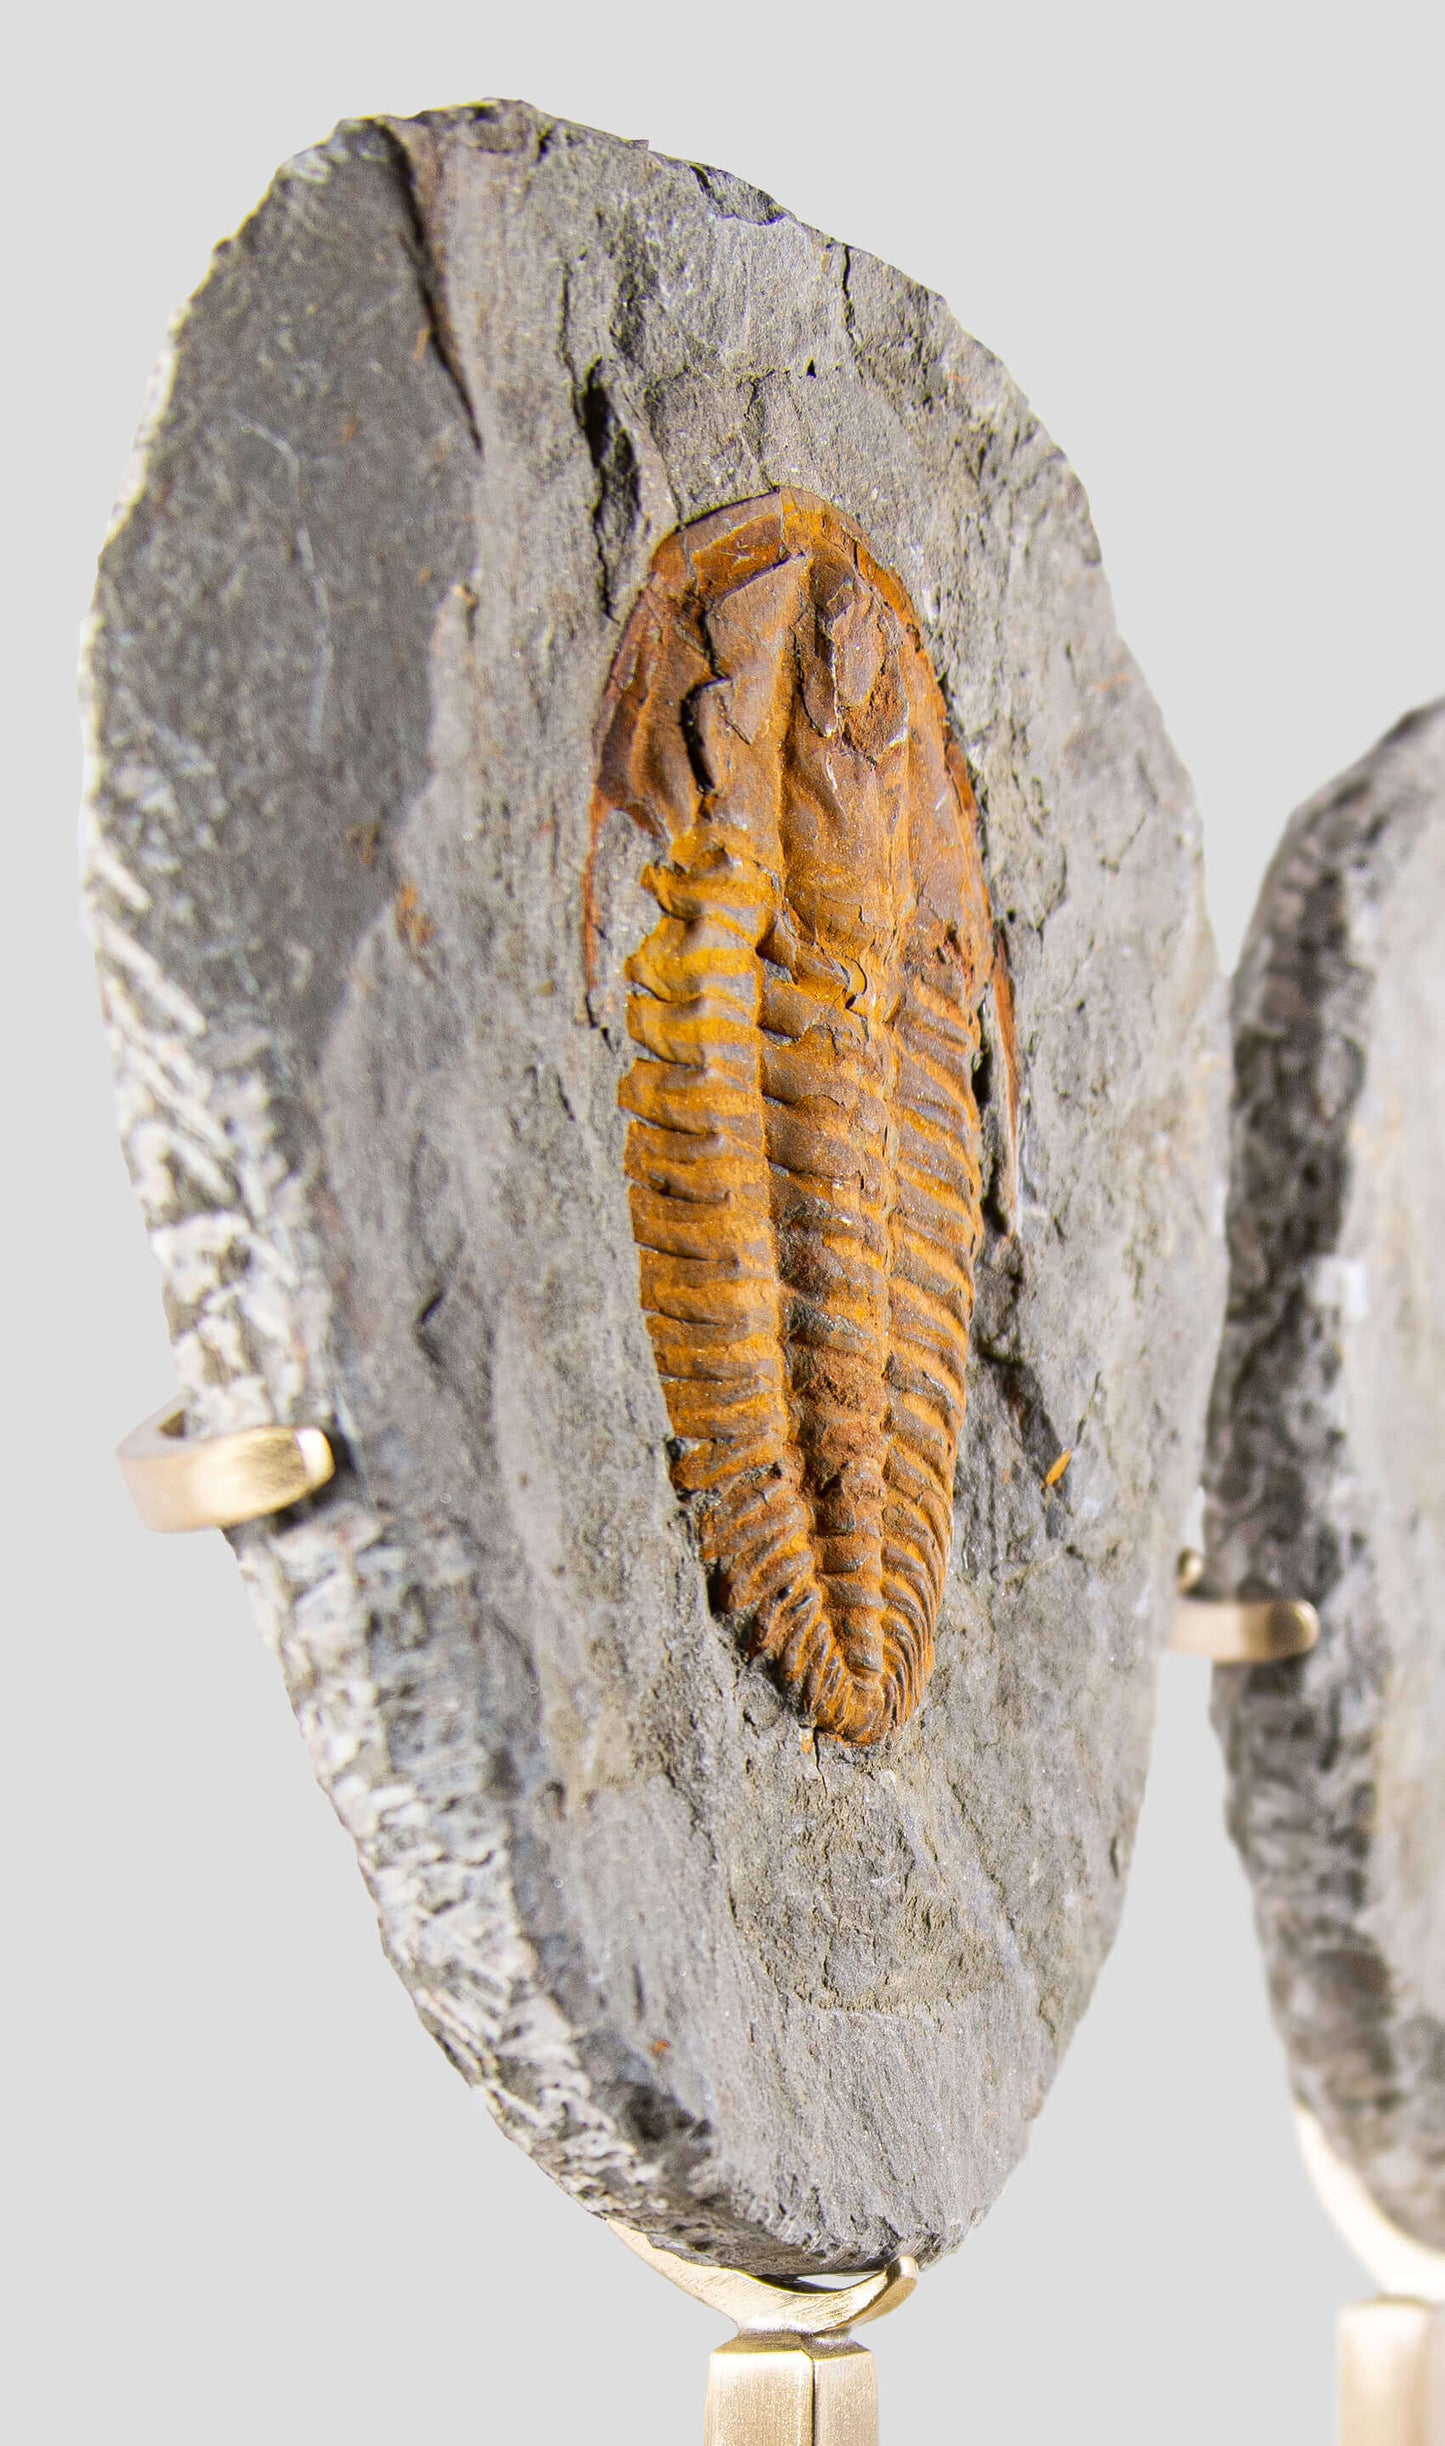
85,101 -> 1226,2273
1205,701 -> 1445,2250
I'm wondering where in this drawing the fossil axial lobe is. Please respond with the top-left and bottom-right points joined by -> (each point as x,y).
590,490 -> 1001,1747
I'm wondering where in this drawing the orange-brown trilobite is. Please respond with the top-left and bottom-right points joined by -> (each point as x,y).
589,490 -> 1000,1746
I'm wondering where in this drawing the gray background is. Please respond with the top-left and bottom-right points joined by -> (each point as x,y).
4,1 -> 1441,2438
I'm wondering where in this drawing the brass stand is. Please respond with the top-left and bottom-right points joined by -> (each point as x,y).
1339,2302 -> 1445,2446
1298,2111 -> 1445,2445
610,2222 -> 917,2446
140,1437 -> 1418,2443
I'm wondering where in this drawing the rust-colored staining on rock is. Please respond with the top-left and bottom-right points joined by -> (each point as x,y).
589,490 -> 997,1745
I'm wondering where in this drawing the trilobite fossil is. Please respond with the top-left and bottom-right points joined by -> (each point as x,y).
588,489 -> 1011,1745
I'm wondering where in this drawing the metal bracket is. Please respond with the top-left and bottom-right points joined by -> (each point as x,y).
116,1399 -> 335,1533
609,2221 -> 917,2446
1339,2301 -> 1445,2446
1169,1548 -> 1319,1662
1296,2109 -> 1445,2444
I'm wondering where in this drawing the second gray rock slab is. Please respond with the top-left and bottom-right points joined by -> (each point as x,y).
85,101 -> 1226,2272
1207,701 -> 1445,2251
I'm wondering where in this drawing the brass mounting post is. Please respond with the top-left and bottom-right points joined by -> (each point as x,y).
609,2221 -> 918,2446
1297,2111 -> 1445,2445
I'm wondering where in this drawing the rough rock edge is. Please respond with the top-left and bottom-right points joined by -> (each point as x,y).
82,826 -> 660,2216
82,118 -> 670,2240
1205,698 -> 1445,2247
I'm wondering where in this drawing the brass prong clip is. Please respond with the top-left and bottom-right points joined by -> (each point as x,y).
609,2219 -> 918,2446
117,1399 -> 335,1533
1169,1547 -> 1319,1663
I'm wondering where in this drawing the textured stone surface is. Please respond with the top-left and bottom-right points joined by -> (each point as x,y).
1205,702 -> 1445,2250
85,101 -> 1225,2273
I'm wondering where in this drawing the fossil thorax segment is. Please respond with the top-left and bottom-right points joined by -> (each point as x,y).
590,491 -> 995,1744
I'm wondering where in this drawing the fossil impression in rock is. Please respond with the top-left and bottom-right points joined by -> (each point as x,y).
592,491 -> 1002,1745
85,102 -> 1227,2273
